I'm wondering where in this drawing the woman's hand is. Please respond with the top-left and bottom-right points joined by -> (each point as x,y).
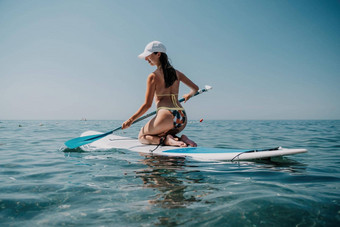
182,94 -> 192,103
122,119 -> 133,129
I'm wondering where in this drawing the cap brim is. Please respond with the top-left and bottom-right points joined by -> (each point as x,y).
138,50 -> 152,59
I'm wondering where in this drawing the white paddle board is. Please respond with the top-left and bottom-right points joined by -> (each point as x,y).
79,131 -> 307,161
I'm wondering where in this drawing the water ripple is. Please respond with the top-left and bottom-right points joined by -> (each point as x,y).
0,120 -> 339,226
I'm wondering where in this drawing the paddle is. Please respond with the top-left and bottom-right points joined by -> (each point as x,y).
64,85 -> 212,149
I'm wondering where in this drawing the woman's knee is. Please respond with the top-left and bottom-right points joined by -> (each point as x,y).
138,128 -> 146,141
138,135 -> 147,144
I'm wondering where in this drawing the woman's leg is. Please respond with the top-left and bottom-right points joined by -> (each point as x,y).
138,109 -> 185,147
164,134 -> 187,147
180,134 -> 197,147
138,110 -> 172,144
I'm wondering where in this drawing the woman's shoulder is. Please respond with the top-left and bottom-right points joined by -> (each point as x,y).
148,72 -> 157,78
147,72 -> 163,87
146,72 -> 157,85
150,70 -> 164,81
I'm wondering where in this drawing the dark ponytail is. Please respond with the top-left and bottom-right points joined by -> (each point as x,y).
156,52 -> 177,88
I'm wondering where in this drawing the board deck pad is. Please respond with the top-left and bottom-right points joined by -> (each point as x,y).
79,131 -> 307,161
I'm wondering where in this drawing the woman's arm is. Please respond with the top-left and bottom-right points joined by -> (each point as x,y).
177,71 -> 199,102
122,73 -> 156,129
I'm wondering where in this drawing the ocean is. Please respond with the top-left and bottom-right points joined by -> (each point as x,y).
0,120 -> 339,226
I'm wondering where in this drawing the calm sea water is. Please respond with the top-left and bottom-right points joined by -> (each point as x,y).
0,120 -> 339,226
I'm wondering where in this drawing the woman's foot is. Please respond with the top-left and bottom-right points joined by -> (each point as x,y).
164,135 -> 187,147
180,135 -> 197,147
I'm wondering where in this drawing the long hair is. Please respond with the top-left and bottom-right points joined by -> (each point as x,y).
156,52 -> 177,88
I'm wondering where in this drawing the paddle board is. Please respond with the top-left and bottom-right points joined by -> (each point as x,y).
78,131 -> 307,161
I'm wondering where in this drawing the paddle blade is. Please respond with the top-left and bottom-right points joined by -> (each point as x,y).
64,133 -> 107,149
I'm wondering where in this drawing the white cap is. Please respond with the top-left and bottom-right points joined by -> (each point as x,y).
138,41 -> 166,59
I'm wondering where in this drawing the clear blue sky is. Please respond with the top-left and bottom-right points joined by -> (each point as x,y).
1,0 -> 339,120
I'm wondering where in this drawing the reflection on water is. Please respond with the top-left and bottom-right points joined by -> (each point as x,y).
248,157 -> 308,174
1,120 -> 339,226
136,154 -> 202,209
133,153 -> 311,226
135,153 -> 309,210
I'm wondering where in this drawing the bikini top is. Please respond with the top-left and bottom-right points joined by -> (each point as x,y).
156,93 -> 184,111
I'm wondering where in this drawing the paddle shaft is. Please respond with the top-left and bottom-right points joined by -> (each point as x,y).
64,86 -> 211,148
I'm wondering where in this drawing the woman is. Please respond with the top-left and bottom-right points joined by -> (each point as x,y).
122,41 -> 199,147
